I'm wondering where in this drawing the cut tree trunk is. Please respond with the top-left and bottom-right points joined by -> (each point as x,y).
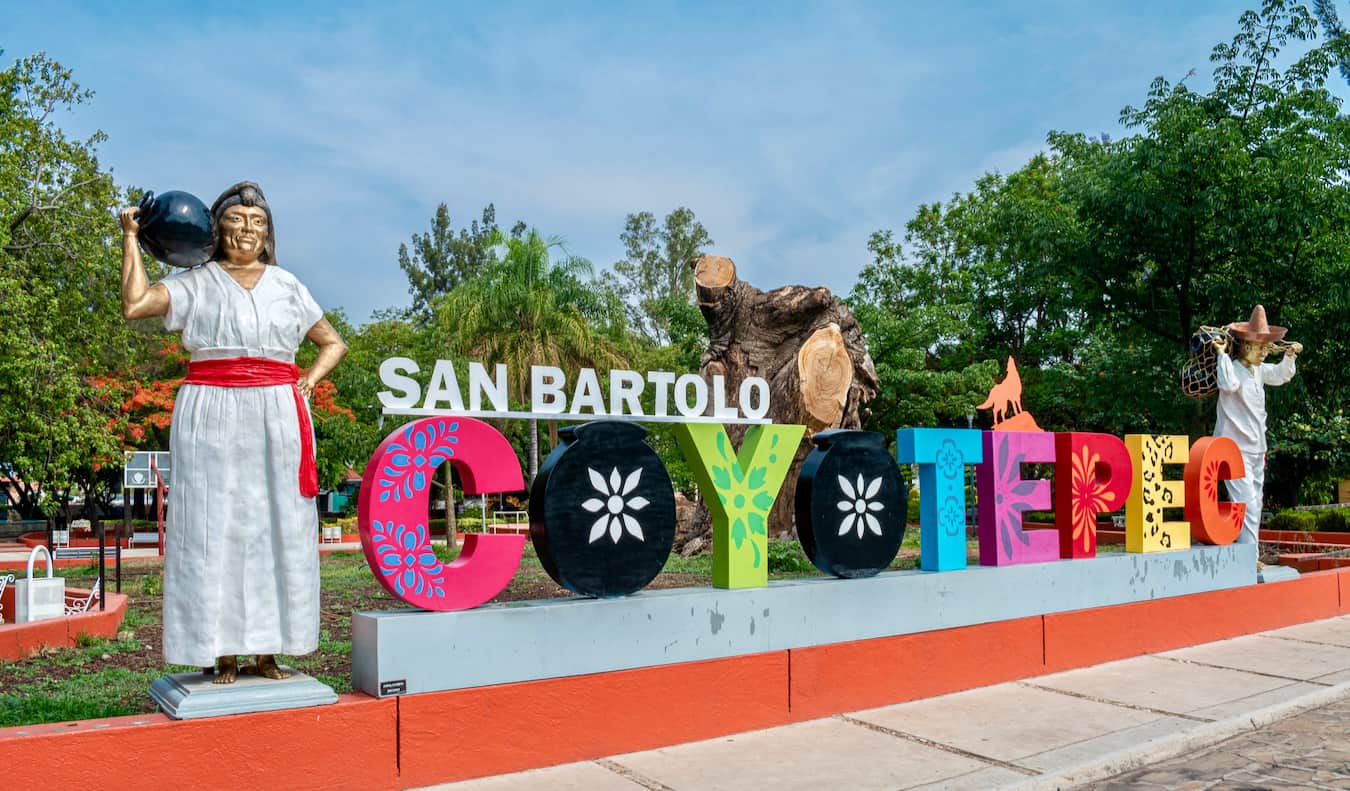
686,255 -> 879,542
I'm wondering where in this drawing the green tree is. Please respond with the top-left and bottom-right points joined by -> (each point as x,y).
398,203 -> 524,321
1050,0 -> 1350,497
846,260 -> 998,434
433,230 -> 626,478
0,51 -> 130,517
853,153 -> 1088,433
608,207 -> 713,345
1313,0 -> 1350,83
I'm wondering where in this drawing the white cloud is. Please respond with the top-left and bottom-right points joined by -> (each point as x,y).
7,1 -> 1300,323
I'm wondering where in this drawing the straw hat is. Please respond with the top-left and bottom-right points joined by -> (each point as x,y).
1228,304 -> 1287,343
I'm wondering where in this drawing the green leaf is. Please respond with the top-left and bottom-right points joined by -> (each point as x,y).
752,491 -> 774,511
747,467 -> 766,489
748,512 -> 766,535
711,465 -> 731,491
731,518 -> 746,548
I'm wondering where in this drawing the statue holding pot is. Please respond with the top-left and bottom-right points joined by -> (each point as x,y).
120,182 -> 347,683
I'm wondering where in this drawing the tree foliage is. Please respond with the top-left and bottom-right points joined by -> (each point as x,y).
432,229 -> 627,477
860,1 -> 1350,503
608,207 -> 713,345
1313,0 -> 1350,83
0,51 -> 131,516
398,203 -> 524,321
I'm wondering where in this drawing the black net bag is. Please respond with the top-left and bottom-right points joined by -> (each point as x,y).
1180,325 -> 1233,400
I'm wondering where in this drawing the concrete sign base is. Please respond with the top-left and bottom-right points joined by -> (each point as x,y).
150,667 -> 338,720
352,543 -> 1257,698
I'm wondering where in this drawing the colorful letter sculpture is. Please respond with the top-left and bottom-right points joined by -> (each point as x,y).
795,430 -> 907,578
976,431 -> 1058,566
529,422 -> 676,597
1184,436 -> 1246,545
675,423 -> 805,589
1054,432 -> 1132,559
1125,434 -> 1190,553
359,417 -> 526,610
897,428 -> 982,571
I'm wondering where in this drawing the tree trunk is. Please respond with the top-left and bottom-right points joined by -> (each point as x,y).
444,463 -> 457,548
528,417 -> 539,481
690,255 -> 879,539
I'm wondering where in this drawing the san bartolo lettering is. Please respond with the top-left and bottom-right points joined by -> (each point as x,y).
376,357 -> 770,421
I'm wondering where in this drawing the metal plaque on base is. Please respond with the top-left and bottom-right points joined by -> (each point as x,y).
149,668 -> 337,720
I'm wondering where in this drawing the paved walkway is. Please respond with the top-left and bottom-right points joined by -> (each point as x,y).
1089,696 -> 1350,789
420,615 -> 1350,790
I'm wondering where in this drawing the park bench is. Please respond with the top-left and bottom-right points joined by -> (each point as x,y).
127,530 -> 161,549
487,510 -> 529,534
63,577 -> 101,615
53,546 -> 110,560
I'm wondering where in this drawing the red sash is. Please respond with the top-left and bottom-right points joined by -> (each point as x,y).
184,357 -> 318,498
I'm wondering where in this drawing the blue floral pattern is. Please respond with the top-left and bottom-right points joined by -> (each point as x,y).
939,495 -> 965,537
377,420 -> 459,503
936,439 -> 964,480
370,520 -> 445,598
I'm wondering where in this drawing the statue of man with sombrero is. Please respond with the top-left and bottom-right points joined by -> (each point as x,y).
1212,305 -> 1302,549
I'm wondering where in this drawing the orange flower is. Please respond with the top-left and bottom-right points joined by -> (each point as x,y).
1070,445 -> 1116,553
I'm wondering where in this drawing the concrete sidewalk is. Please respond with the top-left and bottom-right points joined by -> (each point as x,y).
421,615 -> 1350,791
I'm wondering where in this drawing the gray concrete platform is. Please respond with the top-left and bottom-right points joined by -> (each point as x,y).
416,614 -> 1350,791
354,543 -> 1256,697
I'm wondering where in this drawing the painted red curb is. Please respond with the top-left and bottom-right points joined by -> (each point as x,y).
0,694 -> 398,791
0,568 -> 1345,790
0,590 -> 127,661
788,616 -> 1044,721
1043,570 -> 1343,672
399,652 -> 789,787
1263,530 -> 1350,545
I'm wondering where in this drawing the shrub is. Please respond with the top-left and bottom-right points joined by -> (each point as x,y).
427,517 -> 486,535
1266,511 -> 1316,532
1314,508 -> 1350,533
767,539 -> 815,574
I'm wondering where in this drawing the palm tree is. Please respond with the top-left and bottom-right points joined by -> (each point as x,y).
434,229 -> 626,479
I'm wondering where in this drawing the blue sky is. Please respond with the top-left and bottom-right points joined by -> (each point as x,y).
7,2 -> 1331,324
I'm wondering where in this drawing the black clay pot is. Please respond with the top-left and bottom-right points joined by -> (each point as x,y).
529,421 -> 676,597
136,190 -> 213,268
795,429 -> 908,578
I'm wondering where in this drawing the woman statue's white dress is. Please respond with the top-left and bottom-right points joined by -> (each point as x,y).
160,260 -> 324,667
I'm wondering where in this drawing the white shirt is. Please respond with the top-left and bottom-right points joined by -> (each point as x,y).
1213,352 -> 1296,456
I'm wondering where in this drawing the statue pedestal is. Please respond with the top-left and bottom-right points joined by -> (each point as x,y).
1258,565 -> 1301,584
149,667 -> 337,720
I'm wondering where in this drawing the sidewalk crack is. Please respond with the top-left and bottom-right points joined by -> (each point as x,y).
1262,633 -> 1350,650
834,714 -> 1039,777
595,758 -> 678,791
1017,681 -> 1213,722
1151,653 -> 1334,686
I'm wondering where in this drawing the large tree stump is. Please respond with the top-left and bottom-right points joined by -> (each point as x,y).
686,255 -> 878,542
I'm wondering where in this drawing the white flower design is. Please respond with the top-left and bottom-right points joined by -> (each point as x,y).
836,474 -> 884,538
582,467 -> 650,543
